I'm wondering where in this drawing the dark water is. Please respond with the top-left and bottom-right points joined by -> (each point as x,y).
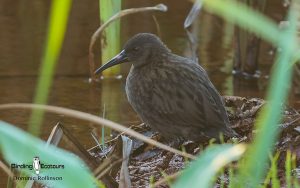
0,0 -> 299,185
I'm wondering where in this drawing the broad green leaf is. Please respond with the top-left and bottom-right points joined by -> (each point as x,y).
173,144 -> 246,188
0,121 -> 96,188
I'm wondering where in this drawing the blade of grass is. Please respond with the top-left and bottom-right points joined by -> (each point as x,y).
285,151 -> 292,188
228,166 -> 234,188
291,153 -> 299,188
102,104 -> 106,148
232,2 -> 299,187
200,0 -> 298,187
270,152 -> 280,188
160,171 -> 172,187
219,168 -> 225,188
153,172 -> 180,187
0,121 -> 95,188
173,144 -> 246,188
28,0 -> 72,135
149,175 -> 155,188
262,159 -> 272,188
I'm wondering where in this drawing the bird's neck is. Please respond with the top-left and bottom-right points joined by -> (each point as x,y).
134,51 -> 170,70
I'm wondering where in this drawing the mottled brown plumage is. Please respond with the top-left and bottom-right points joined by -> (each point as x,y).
95,33 -> 237,142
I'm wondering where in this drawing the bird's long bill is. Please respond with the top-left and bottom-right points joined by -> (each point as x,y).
94,50 -> 128,74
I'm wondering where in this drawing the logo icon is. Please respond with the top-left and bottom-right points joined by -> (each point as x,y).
32,157 -> 41,175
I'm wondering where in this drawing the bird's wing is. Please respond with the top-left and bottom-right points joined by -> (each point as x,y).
151,66 -> 205,125
150,58 -> 233,138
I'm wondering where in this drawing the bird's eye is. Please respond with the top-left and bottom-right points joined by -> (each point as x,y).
133,47 -> 140,52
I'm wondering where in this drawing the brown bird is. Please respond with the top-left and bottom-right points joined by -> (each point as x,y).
95,33 -> 237,143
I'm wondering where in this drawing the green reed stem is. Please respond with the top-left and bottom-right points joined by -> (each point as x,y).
99,0 -> 121,76
28,0 -> 72,135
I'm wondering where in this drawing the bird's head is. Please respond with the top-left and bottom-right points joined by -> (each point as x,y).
94,33 -> 170,74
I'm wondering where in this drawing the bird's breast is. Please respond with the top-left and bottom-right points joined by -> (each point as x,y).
125,66 -> 157,113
